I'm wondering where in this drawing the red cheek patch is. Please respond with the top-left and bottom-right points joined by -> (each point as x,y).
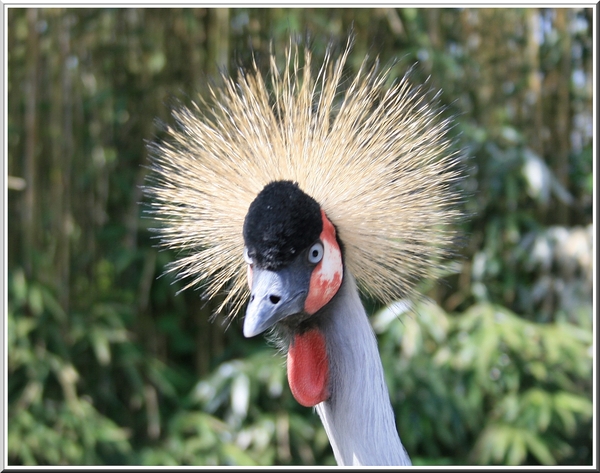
287,328 -> 330,407
304,210 -> 343,314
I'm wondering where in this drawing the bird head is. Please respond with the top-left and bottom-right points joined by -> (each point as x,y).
242,180 -> 343,337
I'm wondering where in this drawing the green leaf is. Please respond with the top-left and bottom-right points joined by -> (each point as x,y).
91,328 -> 111,366
506,430 -> 527,465
553,392 -> 593,417
523,431 -> 556,465
28,285 -> 44,317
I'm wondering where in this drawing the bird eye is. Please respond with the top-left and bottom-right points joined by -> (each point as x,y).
243,247 -> 253,265
307,242 -> 324,264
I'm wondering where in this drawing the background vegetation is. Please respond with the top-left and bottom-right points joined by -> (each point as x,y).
6,7 -> 594,466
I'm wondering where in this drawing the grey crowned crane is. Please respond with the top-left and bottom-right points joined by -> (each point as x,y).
146,38 -> 463,466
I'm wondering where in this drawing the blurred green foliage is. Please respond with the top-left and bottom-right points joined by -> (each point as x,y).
6,7 -> 593,466
374,299 -> 592,465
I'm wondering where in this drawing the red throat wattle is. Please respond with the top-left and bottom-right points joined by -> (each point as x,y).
287,328 -> 330,407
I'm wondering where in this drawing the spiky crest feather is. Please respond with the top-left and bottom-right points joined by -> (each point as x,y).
146,38 -> 462,320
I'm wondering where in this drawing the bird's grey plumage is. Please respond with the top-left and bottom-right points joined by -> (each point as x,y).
315,272 -> 411,466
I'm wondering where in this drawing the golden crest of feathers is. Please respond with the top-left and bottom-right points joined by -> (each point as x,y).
146,39 -> 463,318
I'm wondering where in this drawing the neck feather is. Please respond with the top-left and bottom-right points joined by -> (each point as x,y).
315,272 -> 412,466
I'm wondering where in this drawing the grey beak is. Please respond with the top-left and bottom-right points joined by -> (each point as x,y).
243,266 -> 308,338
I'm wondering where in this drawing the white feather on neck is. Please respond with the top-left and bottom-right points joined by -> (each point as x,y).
315,272 -> 412,466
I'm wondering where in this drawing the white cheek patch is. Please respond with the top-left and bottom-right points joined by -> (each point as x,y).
319,231 -> 343,295
304,210 -> 343,314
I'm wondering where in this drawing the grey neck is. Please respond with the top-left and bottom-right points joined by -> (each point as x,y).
315,272 -> 412,466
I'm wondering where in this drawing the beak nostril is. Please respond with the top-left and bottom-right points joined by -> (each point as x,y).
250,295 -> 255,302
269,295 -> 281,304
